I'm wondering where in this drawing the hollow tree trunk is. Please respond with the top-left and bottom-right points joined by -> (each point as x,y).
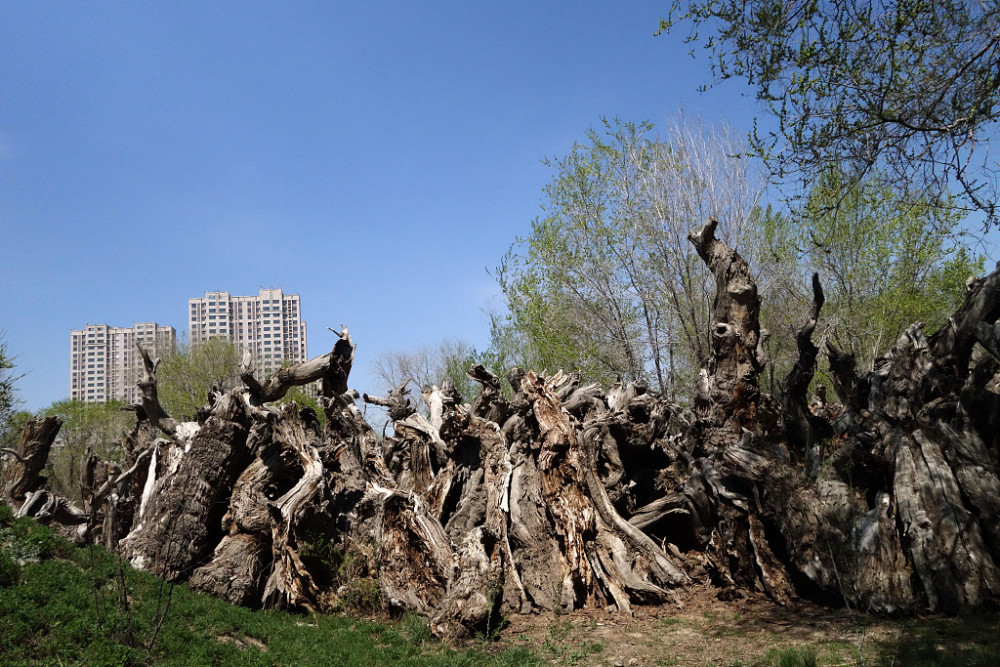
2,416 -> 62,503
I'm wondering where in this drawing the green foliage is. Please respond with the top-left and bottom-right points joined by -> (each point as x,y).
494,118 -> 653,386
299,531 -> 385,614
762,646 -> 818,667
275,386 -> 326,430
0,505 -> 538,666
0,409 -> 32,453
40,399 -> 134,502
0,330 -> 24,430
492,115 -> 769,397
796,168 -> 983,371
660,0 -> 1000,224
0,516 -> 70,562
478,582 -> 508,642
158,338 -> 242,420
0,549 -> 17,587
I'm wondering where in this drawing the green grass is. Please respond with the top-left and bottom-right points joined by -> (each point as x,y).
0,506 -> 539,666
761,646 -> 818,667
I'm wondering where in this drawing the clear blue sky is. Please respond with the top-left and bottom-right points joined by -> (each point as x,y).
1,1 -> 763,412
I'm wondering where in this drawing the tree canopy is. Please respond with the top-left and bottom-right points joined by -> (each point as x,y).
491,116 -> 769,397
0,331 -> 23,430
660,0 -> 1000,225
372,338 -> 480,414
491,116 -> 983,399
157,338 -> 242,420
797,168 -> 982,367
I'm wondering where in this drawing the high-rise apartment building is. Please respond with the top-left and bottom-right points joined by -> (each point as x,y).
70,323 -> 176,403
188,288 -> 308,372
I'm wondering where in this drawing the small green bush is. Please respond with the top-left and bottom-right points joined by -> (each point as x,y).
342,576 -> 384,614
1,516 -> 69,561
0,501 -> 14,527
0,549 -> 18,587
764,646 -> 818,667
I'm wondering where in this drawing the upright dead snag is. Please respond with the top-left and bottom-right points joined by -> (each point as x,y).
688,219 -> 764,441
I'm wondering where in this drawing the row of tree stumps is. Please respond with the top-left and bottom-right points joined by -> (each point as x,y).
3,220 -> 1000,638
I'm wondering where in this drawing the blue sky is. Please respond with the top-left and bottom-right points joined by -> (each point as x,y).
1,1 -> 765,412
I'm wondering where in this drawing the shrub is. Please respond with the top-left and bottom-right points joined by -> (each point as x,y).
1,516 -> 65,561
0,549 -> 18,587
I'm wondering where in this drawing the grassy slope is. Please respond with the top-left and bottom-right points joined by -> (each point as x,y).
0,505 -> 535,666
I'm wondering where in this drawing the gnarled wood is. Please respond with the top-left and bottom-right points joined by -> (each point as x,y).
2,416 -> 62,502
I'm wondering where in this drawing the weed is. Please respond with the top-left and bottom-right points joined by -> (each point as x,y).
401,611 -> 432,644
0,501 -> 13,526
0,549 -> 18,586
1,516 -> 70,562
548,619 -> 573,642
762,646 -> 818,667
341,576 -> 384,614
564,640 -> 604,664
477,581 -> 508,642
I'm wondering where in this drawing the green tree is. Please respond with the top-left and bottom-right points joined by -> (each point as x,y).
40,399 -> 133,502
492,115 -> 771,397
795,168 -> 983,370
660,0 -> 1000,224
0,331 -> 24,431
157,338 -> 242,420
0,411 -> 33,452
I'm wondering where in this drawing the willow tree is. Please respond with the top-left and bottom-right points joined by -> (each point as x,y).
157,338 -> 242,420
493,115 -> 770,397
795,169 -> 983,370
660,0 -> 1000,225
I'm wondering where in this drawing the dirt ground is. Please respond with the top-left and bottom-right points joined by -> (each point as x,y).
484,585 -> 1000,666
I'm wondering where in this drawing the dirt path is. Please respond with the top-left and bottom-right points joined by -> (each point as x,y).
487,586 -> 1000,666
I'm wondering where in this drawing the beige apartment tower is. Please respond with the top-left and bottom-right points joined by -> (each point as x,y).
70,323 -> 176,403
188,288 -> 307,372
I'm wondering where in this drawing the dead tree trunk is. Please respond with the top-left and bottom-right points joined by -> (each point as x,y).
2,416 -> 62,503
